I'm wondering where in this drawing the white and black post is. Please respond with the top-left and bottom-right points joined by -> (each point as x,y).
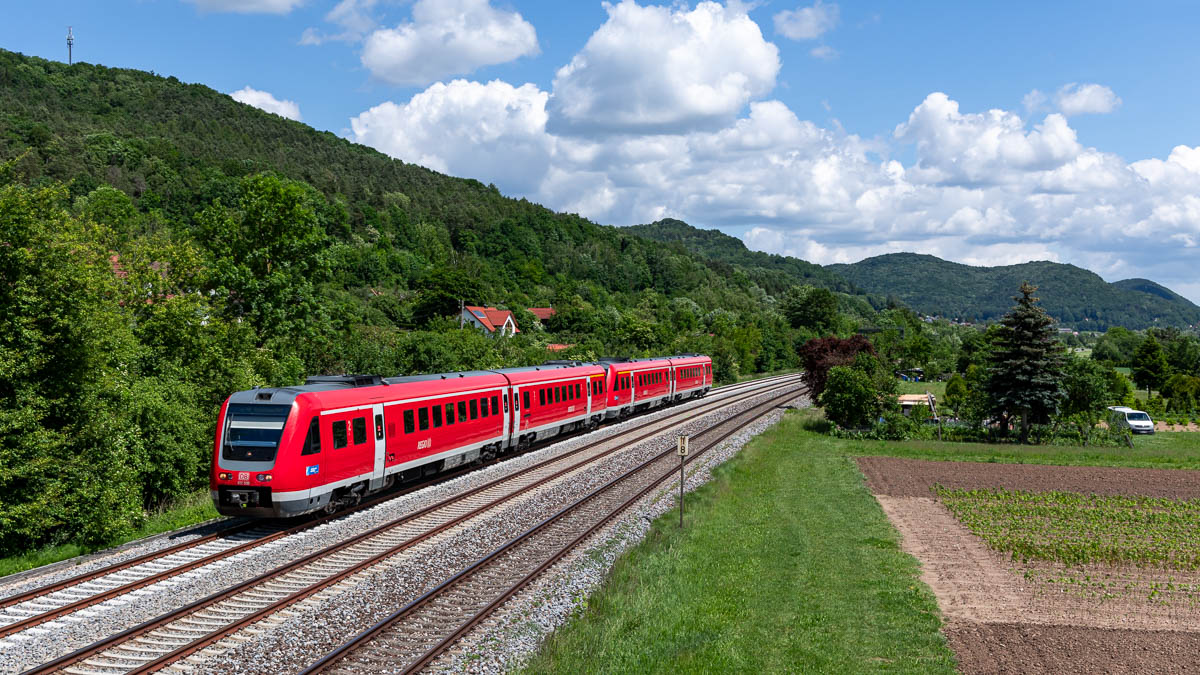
677,434 -> 689,527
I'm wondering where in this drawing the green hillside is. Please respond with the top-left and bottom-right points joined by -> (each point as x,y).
626,218 -> 855,296
0,48 -> 803,555
827,253 -> 1200,330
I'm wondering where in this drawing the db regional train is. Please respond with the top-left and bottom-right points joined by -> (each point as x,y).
211,355 -> 712,518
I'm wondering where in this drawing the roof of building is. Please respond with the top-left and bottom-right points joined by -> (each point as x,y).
464,305 -> 520,333
546,343 -> 573,352
528,307 -> 556,321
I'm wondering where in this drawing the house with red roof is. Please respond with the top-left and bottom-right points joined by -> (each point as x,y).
461,305 -> 520,337
527,307 -> 556,323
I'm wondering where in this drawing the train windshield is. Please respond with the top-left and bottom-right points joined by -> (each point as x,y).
223,403 -> 292,462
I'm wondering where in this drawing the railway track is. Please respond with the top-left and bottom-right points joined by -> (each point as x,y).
303,385 -> 803,674
17,375 -> 802,674
0,374 -> 789,645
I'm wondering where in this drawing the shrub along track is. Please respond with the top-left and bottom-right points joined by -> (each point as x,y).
18,376 -> 803,674
858,456 -> 1200,674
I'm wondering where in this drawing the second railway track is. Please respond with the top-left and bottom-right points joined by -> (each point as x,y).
304,384 -> 806,674
12,374 -> 802,674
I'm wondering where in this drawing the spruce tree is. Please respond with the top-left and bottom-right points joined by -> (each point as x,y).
1132,336 -> 1170,396
985,282 -> 1066,443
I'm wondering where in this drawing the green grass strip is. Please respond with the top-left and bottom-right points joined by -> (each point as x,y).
853,431 -> 1200,470
0,490 -> 220,579
521,411 -> 956,674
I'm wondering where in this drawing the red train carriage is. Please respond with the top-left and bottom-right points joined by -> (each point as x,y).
602,355 -> 710,418
668,354 -> 712,400
212,362 -> 614,518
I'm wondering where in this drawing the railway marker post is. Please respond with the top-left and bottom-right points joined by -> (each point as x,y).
677,435 -> 689,527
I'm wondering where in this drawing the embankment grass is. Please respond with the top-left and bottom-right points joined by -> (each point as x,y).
521,410 -> 957,674
0,490 -> 220,579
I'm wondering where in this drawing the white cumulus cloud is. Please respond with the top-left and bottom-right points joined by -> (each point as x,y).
344,29 -> 1199,305
1055,83 -> 1121,116
549,0 -> 780,135
188,0 -> 303,14
774,1 -> 839,40
360,0 -> 538,86
350,79 -> 551,193
229,87 -> 302,121
894,92 -> 1081,185
301,0 -> 380,45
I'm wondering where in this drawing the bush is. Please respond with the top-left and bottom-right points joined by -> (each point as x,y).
820,366 -> 882,429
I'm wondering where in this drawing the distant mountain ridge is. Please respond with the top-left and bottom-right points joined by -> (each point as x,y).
629,221 -> 1199,330
827,253 -> 1200,330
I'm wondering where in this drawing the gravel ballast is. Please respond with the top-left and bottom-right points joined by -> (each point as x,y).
1,380 -> 797,674
188,387 -> 805,675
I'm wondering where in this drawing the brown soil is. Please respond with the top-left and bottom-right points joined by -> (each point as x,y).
861,457 -> 1200,673
1156,422 -> 1200,432
859,456 -> 1200,499
944,622 -> 1200,674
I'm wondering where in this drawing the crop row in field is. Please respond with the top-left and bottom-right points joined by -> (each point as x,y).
935,486 -> 1200,570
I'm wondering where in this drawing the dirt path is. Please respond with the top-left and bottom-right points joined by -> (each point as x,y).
860,457 -> 1200,673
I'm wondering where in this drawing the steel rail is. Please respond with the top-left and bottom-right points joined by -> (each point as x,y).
22,375 -> 800,674
0,372 -> 789,640
303,386 -> 803,674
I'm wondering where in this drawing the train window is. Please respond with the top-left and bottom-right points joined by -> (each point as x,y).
539,389 -> 546,406
522,391 -> 530,410
566,385 -> 573,401
375,414 -> 384,440
470,399 -> 479,420
458,400 -> 467,421
554,387 -> 561,403
445,402 -> 455,425
576,383 -> 582,398
480,397 -> 489,418
403,410 -> 415,434
432,405 -> 443,428
352,417 -> 367,445
301,417 -> 321,456
418,407 -> 429,431
333,420 -> 348,449
492,396 -> 500,415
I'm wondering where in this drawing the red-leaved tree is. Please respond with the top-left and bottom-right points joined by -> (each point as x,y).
798,335 -> 878,398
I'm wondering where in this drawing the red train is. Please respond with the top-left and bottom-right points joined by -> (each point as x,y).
212,355 -> 712,517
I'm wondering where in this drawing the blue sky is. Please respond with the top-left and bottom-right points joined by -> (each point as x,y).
4,1 -> 1200,304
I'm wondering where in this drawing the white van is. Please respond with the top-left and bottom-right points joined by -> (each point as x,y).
1107,406 -> 1155,435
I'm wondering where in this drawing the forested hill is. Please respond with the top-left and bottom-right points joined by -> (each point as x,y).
626,218 -> 855,295
0,47 -> 805,326
827,253 -> 1200,330
4,48 -> 825,554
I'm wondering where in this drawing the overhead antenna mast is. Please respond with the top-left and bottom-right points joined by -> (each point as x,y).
67,26 -> 74,65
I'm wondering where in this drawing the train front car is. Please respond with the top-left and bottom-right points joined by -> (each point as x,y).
211,387 -> 315,518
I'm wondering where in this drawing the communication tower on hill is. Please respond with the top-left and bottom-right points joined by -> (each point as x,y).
67,26 -> 74,64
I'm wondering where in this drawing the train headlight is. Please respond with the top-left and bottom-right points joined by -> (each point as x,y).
256,473 -> 273,482
218,472 -> 232,480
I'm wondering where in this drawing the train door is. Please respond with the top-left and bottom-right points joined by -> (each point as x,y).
370,403 -> 386,490
501,387 -> 511,444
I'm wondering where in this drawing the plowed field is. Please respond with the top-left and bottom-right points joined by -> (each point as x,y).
860,456 -> 1200,674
